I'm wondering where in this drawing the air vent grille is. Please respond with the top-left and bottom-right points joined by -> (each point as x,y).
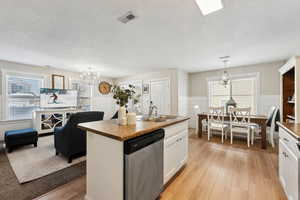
118,11 -> 136,24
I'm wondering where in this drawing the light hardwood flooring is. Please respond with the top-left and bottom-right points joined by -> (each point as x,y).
35,130 -> 287,200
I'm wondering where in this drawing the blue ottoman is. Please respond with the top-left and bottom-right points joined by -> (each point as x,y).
4,128 -> 38,153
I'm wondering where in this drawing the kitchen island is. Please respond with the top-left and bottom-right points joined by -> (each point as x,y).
277,122 -> 300,200
78,116 -> 189,200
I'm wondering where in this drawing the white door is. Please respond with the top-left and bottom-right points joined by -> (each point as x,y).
150,79 -> 170,115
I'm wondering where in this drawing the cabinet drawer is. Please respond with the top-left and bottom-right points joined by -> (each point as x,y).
279,127 -> 300,157
164,121 -> 188,139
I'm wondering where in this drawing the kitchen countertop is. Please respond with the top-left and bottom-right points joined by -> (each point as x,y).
78,116 -> 190,141
277,122 -> 300,140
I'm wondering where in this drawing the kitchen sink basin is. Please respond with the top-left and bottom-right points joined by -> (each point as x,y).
159,115 -> 178,119
142,115 -> 178,122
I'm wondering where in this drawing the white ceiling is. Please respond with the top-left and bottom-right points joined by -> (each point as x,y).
0,0 -> 300,77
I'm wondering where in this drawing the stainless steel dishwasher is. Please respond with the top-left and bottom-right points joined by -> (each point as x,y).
124,129 -> 164,200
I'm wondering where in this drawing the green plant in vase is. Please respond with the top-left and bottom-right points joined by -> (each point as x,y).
112,84 -> 136,106
112,85 -> 136,125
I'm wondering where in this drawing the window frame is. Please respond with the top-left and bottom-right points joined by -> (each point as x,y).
207,72 -> 260,114
2,70 -> 46,121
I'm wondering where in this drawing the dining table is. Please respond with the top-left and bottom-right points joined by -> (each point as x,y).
197,113 -> 268,149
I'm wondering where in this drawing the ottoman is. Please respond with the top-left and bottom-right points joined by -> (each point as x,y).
4,128 -> 38,153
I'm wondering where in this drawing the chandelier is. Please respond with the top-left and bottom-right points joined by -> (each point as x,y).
219,56 -> 230,87
80,67 -> 101,85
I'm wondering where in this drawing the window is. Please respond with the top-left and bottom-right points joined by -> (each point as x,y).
208,76 -> 257,114
6,74 -> 44,120
71,81 -> 92,111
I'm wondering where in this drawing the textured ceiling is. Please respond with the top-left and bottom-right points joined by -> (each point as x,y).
0,0 -> 300,77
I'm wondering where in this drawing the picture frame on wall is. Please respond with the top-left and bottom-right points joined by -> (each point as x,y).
52,74 -> 65,89
143,83 -> 149,94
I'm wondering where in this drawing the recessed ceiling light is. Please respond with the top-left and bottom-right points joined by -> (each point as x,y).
195,0 -> 223,16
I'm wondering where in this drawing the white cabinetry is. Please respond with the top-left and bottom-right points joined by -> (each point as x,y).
33,109 -> 81,134
163,121 -> 188,184
279,127 -> 299,200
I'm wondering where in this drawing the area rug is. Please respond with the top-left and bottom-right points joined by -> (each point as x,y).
5,135 -> 86,183
0,140 -> 86,200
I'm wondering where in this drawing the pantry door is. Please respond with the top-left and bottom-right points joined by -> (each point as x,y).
150,79 -> 171,115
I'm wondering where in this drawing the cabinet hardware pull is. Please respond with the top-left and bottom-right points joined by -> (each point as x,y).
282,152 -> 289,158
283,138 -> 289,142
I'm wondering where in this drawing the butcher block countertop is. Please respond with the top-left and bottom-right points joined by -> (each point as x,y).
277,122 -> 300,140
78,116 -> 190,141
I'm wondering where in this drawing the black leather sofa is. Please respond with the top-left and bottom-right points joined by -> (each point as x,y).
54,111 -> 104,163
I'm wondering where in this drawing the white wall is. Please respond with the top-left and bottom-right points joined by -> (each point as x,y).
0,60 -> 114,140
91,78 -> 115,120
0,119 -> 32,141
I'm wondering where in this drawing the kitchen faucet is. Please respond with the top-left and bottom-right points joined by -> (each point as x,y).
148,101 -> 158,118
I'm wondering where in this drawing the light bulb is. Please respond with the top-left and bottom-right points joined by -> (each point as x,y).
222,71 -> 229,82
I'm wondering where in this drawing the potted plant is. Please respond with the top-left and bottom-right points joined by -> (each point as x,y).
112,85 -> 136,125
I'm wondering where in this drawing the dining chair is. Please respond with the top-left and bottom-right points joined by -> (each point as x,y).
269,107 -> 280,147
250,106 -> 280,147
207,107 -> 229,143
229,107 -> 252,147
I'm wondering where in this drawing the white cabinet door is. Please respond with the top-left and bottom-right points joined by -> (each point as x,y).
279,139 -> 299,200
150,79 -> 170,115
164,129 -> 188,185
287,164 -> 298,200
176,130 -> 188,167
164,134 -> 179,184
285,144 -> 299,200
279,140 -> 289,192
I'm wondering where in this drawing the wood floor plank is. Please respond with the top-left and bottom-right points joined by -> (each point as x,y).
35,130 -> 287,200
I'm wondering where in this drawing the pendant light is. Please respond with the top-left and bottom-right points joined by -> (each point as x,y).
219,56 -> 230,87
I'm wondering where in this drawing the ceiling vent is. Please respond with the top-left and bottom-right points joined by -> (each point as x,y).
118,11 -> 136,24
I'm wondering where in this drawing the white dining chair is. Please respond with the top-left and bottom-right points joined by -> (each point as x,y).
207,107 -> 229,143
229,107 -> 252,147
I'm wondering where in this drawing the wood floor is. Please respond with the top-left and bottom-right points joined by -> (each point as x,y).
35,130 -> 287,200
